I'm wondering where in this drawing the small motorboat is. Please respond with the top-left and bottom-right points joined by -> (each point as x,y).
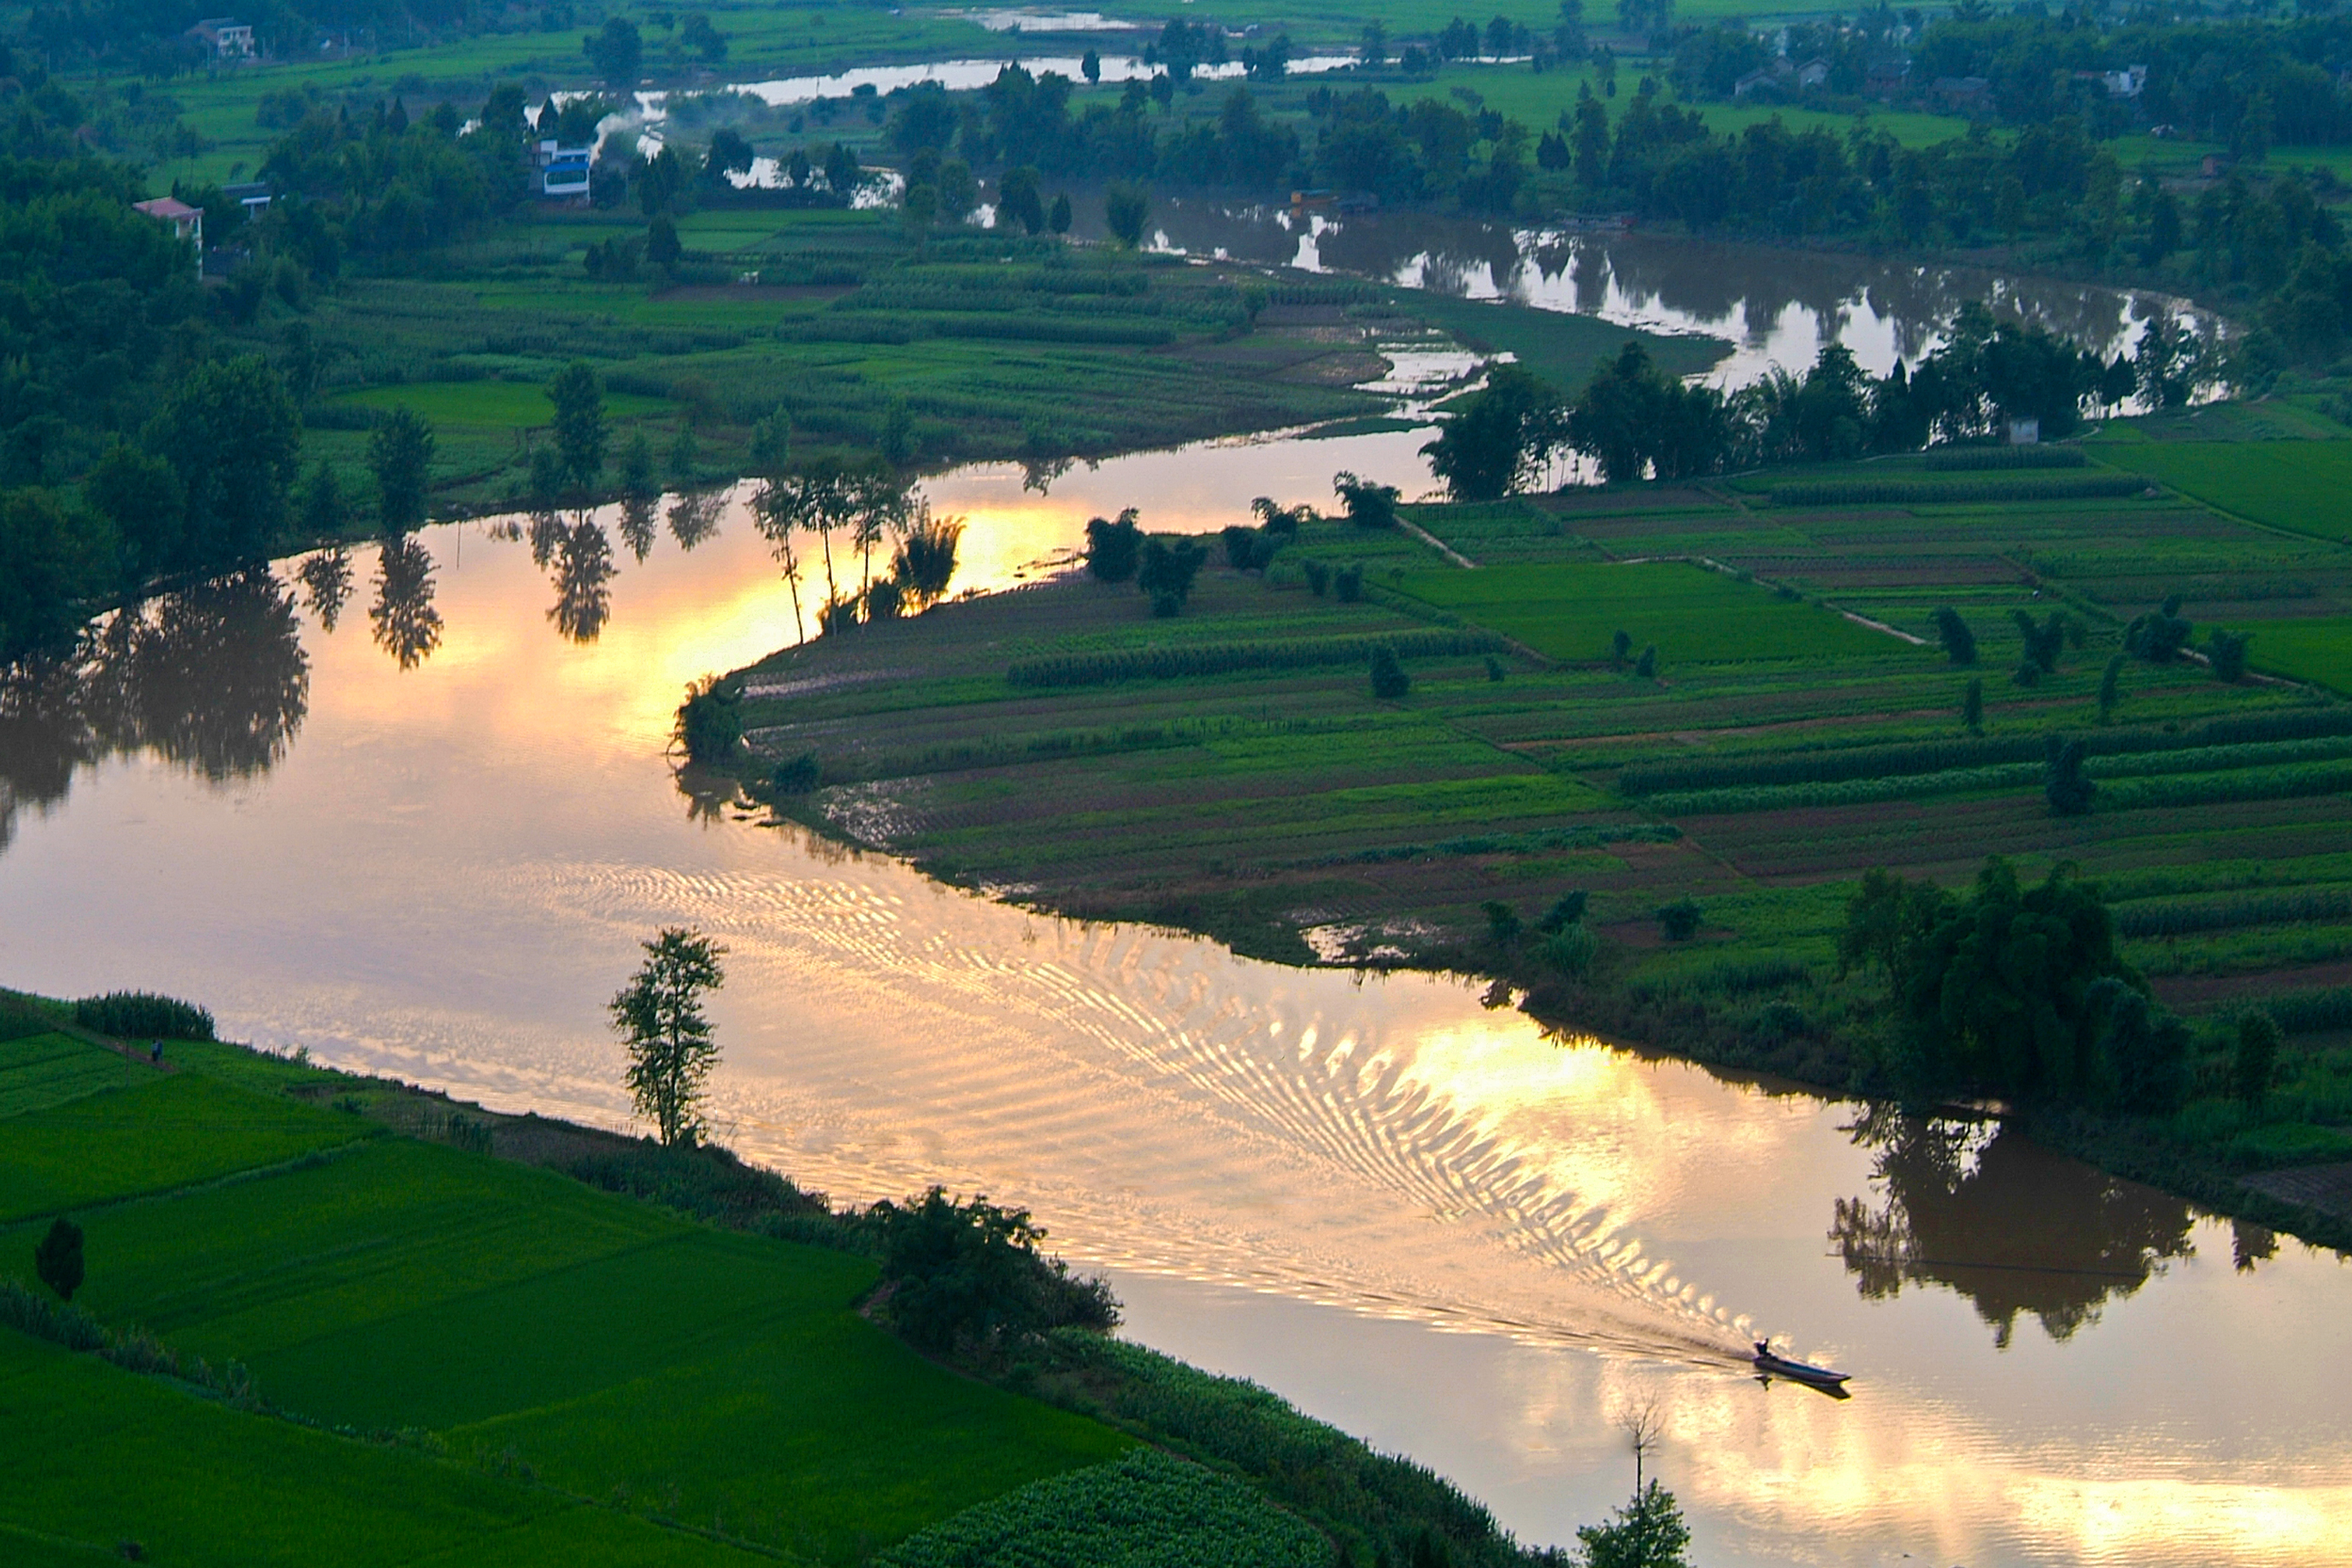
1752,1341 -> 1852,1389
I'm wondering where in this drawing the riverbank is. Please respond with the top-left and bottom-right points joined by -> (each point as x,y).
716,430 -> 2352,1252
0,987 -> 1552,1566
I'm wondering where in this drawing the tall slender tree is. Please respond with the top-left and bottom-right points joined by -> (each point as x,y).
611,927 -> 728,1147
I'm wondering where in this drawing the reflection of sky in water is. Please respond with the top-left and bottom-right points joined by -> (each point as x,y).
3,476 -> 2347,1566
632,52 -> 1357,117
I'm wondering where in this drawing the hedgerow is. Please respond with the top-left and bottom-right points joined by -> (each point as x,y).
1769,474 -> 2150,506
1614,709 -> 2352,796
1919,446 -> 2088,471
1006,630 -> 1506,688
876,1449 -> 1330,1568
2116,887 -> 2352,938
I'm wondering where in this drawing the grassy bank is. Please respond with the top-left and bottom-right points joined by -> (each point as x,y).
715,405 -> 2352,1248
0,993 -> 1552,1566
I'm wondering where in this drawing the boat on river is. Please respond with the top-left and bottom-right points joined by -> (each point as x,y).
1752,1341 -> 1852,1390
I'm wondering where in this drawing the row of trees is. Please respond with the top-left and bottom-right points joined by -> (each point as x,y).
1423,304 -> 2179,499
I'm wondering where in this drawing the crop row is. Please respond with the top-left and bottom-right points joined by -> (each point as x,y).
2095,758 -> 2352,812
2259,986 -> 2352,1034
1311,823 -> 1682,864
1769,474 -> 2151,506
1919,446 -> 2090,471
2117,887 -> 2352,938
1005,629 -> 1506,688
1615,707 -> 2352,795
1643,762 -> 2042,816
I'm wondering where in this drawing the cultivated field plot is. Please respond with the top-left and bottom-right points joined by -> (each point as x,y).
30,1101 -> 1126,1559
2095,439 -> 2352,543
2252,617 -> 2352,695
0,1332 -> 768,1568
1392,560 -> 1903,664
0,1031 -> 138,1119
733,432 -> 2352,1073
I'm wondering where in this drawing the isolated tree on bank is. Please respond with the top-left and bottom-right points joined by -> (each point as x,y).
368,407 -> 436,531
548,362 -> 607,492
1085,508 -> 1143,581
1332,470 -> 1400,529
612,926 -> 728,1146
1575,1481 -> 1691,1568
1422,363 -> 1566,500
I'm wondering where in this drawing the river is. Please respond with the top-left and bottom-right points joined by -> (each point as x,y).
0,270 -> 2339,1566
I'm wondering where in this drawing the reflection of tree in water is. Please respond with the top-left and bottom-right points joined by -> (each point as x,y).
1830,1107 -> 2195,1348
617,495 -> 658,563
527,512 -> 566,569
547,518 -> 615,643
667,489 -> 724,551
296,546 -> 354,632
0,569 -> 310,851
370,534 -> 444,670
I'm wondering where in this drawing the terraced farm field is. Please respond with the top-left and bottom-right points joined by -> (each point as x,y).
2090,439 -> 2352,543
0,1053 -> 1132,1563
726,438 -> 2352,1216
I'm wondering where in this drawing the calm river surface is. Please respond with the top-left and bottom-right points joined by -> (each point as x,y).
0,302 -> 2338,1563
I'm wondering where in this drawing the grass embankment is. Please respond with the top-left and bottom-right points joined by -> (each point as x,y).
718,413 -> 2352,1244
0,996 -> 1541,1567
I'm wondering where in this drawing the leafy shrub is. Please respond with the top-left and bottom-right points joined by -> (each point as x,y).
866,1188 -> 1118,1353
1220,525 -> 1258,569
2261,985 -> 2352,1034
1771,474 -> 2148,505
73,992 -> 215,1041
2013,609 -> 2067,673
1537,891 -> 1589,933
1481,901 -> 1521,947
1136,537 -> 1208,611
1609,629 -> 1631,667
877,1450 -> 1330,1568
1301,560 -> 1331,597
1368,642 -> 1411,699
1085,509 -> 1143,582
2124,593 -> 2194,663
771,752 -> 822,793
1541,922 -> 1598,976
1333,563 -> 1363,602
1962,675 -> 1983,733
1633,644 -> 1657,678
1484,653 -> 1507,681
1657,898 -> 1703,940
2235,1012 -> 2281,1105
674,677 -> 742,764
1006,630 -> 1501,688
2098,654 -> 2123,722
1920,446 -> 2087,471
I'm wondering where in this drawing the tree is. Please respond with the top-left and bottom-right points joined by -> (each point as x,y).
0,488 -> 110,662
1085,509 -> 1143,581
1360,19 -> 1389,63
1657,898 -> 1701,940
2206,626 -> 2252,683
1634,644 -> 1657,678
1482,899 -> 1522,946
548,362 -> 607,490
143,356 -> 301,565
1332,471 -> 1401,528
997,165 -> 1046,236
1105,181 -> 1151,247
2012,609 -> 2067,674
1048,192 -> 1073,234
1370,642 -> 1412,698
679,12 -> 728,64
1082,47 -> 1101,82
611,926 -> 727,1146
674,675 -> 741,764
368,408 -> 436,531
34,1216 -> 83,1302
2235,1011 -> 2280,1106
1930,606 -> 1976,666
1422,364 -> 1566,500
1576,1482 -> 1690,1568
2045,736 -> 2095,817
646,213 -> 683,268
620,431 -> 657,499
1962,675 -> 1983,734
2098,655 -> 2123,723
2123,593 -> 2193,663
86,443 -> 186,581
586,17 -> 643,89
299,461 -> 346,540
1137,536 -> 1207,614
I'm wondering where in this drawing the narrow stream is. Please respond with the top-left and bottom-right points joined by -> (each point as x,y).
0,274 -> 2338,1566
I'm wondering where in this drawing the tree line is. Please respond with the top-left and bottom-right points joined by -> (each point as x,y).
1422,302 -> 2187,499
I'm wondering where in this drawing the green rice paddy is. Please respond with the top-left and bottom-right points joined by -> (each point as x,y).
1392,560 -> 1904,664
0,1063 -> 1132,1561
2249,618 -> 2352,695
2091,440 -> 2352,544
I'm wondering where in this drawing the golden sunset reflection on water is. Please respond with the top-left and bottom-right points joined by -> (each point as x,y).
3,437 -> 2347,1566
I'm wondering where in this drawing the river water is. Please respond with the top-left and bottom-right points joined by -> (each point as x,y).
0,276 -> 2340,1565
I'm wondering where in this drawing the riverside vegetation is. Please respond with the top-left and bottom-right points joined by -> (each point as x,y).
0,982 -> 1614,1566
711,383 -> 2352,1253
